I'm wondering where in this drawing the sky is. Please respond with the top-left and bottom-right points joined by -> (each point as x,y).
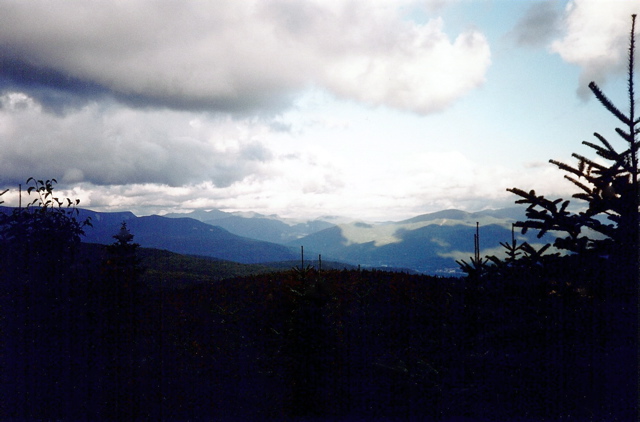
0,0 -> 638,222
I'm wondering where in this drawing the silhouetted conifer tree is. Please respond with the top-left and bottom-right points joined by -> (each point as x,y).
99,221 -> 144,419
103,221 -> 143,288
508,15 -> 639,285
456,222 -> 489,280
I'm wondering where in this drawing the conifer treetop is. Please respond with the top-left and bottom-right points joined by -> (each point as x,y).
507,14 -> 638,268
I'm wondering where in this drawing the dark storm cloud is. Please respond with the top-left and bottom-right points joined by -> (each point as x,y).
0,51 -> 297,115
0,1 -> 307,114
510,1 -> 562,48
0,57 -> 110,114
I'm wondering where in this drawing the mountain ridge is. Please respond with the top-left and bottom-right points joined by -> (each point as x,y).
0,207 -> 298,265
285,207 -> 551,275
0,206 -> 548,274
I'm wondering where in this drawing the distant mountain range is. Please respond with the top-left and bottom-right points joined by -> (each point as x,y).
77,210 -> 297,264
285,208 -> 554,275
163,209 -> 335,244
0,206 -> 554,275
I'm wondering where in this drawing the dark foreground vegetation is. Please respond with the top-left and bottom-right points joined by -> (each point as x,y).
0,241 -> 636,421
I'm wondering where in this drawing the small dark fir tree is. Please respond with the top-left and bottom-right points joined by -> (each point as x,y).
484,224 -> 554,277
508,14 -> 639,286
456,222 -> 488,280
99,221 -> 144,419
456,222 -> 556,281
102,221 -> 144,302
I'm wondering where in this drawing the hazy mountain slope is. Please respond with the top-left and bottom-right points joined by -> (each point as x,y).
203,216 -> 335,244
290,208 -> 552,275
162,208 -> 335,244
398,207 -> 525,226
75,211 -> 298,264
162,209 -> 232,221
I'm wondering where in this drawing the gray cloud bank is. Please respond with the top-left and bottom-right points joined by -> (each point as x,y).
511,1 -> 562,48
0,92 -> 273,187
0,0 -> 490,115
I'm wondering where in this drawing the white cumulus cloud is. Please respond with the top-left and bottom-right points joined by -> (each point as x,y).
551,0 -> 639,98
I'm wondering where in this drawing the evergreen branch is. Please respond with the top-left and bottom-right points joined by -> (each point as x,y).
571,153 -> 607,171
550,158 -> 599,183
550,159 -> 581,176
507,187 -> 534,200
592,132 -> 617,153
520,242 -> 552,261
615,127 -> 634,144
573,193 -> 593,202
606,212 -> 622,224
486,255 -> 505,267
514,220 -> 549,238
508,186 -> 588,242
578,211 -> 617,238
629,15 -> 638,189
607,146 -> 638,173
588,81 -> 631,125
582,141 -> 620,161
564,175 -> 594,195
